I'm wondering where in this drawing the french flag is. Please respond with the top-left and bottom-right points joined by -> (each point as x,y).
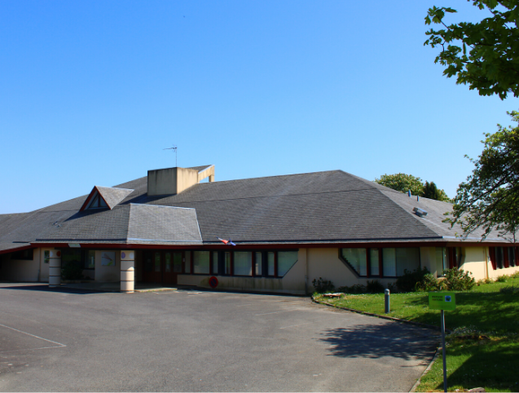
217,237 -> 236,246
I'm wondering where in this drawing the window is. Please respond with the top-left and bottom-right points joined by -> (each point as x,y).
165,252 -> 172,273
224,252 -> 231,275
44,250 -> 50,264
182,249 -> 297,278
435,248 -> 448,274
496,247 -> 504,269
212,251 -> 219,274
184,251 -> 191,273
154,252 -> 161,272
267,252 -> 275,276
11,249 -> 34,260
369,248 -> 380,277
86,250 -> 95,269
340,247 -> 420,278
173,252 -> 182,272
255,252 -> 262,276
509,248 -> 517,268
85,193 -> 108,210
277,251 -> 298,277
234,252 -> 252,276
341,248 -> 367,276
193,251 -> 210,274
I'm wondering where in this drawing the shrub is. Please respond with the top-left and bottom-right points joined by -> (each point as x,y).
496,275 -> 508,283
312,277 -> 335,293
337,284 -> 366,294
61,260 -> 84,280
366,280 -> 385,293
396,267 -> 430,293
415,273 -> 441,292
442,267 -> 475,291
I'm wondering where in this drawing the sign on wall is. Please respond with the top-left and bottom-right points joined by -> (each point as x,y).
101,251 -> 116,267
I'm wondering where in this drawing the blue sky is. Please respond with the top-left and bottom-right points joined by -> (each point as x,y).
1,0 -> 517,214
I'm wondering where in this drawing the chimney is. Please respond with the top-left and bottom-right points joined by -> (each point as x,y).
147,165 -> 214,196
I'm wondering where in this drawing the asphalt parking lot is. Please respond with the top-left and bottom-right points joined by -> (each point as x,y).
0,283 -> 438,392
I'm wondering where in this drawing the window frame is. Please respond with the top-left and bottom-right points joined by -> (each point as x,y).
339,247 -> 421,278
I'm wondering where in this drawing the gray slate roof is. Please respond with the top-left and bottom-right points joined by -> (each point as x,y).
0,168 -> 503,252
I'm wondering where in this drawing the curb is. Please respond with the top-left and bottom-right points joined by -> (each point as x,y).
311,296 -> 447,333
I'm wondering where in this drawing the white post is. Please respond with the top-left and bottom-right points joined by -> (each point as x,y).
120,250 -> 135,293
48,250 -> 62,287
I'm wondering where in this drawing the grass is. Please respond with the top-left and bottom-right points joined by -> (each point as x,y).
314,274 -> 519,392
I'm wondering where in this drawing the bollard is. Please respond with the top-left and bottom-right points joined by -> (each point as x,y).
384,288 -> 390,313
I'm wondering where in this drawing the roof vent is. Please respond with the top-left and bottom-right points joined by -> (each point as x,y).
413,207 -> 428,217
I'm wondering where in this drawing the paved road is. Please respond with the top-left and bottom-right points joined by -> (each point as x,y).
0,283 -> 438,391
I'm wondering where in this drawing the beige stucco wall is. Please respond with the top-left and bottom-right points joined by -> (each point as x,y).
39,248 -> 50,281
95,250 -> 120,282
306,247 -> 400,290
460,247 -> 488,280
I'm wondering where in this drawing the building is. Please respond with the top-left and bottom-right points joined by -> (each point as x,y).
1,165 -> 518,294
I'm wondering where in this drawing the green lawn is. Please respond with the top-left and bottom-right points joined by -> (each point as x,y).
314,274 -> 519,392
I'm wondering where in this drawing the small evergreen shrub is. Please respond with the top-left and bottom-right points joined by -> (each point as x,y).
312,277 -> 335,293
366,280 -> 385,293
442,267 -> 475,291
396,267 -> 430,293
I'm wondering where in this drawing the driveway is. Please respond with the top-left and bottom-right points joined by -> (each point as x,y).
0,284 -> 438,391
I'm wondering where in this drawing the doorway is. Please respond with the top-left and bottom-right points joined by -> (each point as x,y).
143,250 -> 183,285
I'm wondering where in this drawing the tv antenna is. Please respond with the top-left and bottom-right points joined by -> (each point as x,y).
163,145 -> 178,167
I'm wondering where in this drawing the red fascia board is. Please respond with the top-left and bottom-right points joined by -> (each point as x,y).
0,244 -> 35,256
30,239 -> 496,251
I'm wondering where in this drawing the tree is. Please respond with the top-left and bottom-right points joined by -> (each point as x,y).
375,173 -> 424,195
423,181 -> 451,201
446,111 -> 519,240
374,174 -> 450,201
424,0 -> 519,99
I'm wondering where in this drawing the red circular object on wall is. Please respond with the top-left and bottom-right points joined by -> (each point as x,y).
209,276 -> 219,289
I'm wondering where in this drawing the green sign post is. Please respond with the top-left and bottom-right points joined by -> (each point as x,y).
429,292 -> 456,393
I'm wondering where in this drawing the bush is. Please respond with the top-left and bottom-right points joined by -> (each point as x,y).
366,280 -> 385,293
337,284 -> 366,294
396,267 -> 430,293
61,260 -> 84,280
496,275 -> 508,283
415,273 -> 441,292
312,277 -> 335,293
442,267 -> 476,291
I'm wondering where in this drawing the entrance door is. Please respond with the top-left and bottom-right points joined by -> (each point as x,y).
143,251 -> 163,284
143,250 -> 182,285
163,251 -> 182,285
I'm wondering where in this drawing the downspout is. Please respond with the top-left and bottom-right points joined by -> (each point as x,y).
484,247 -> 489,280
